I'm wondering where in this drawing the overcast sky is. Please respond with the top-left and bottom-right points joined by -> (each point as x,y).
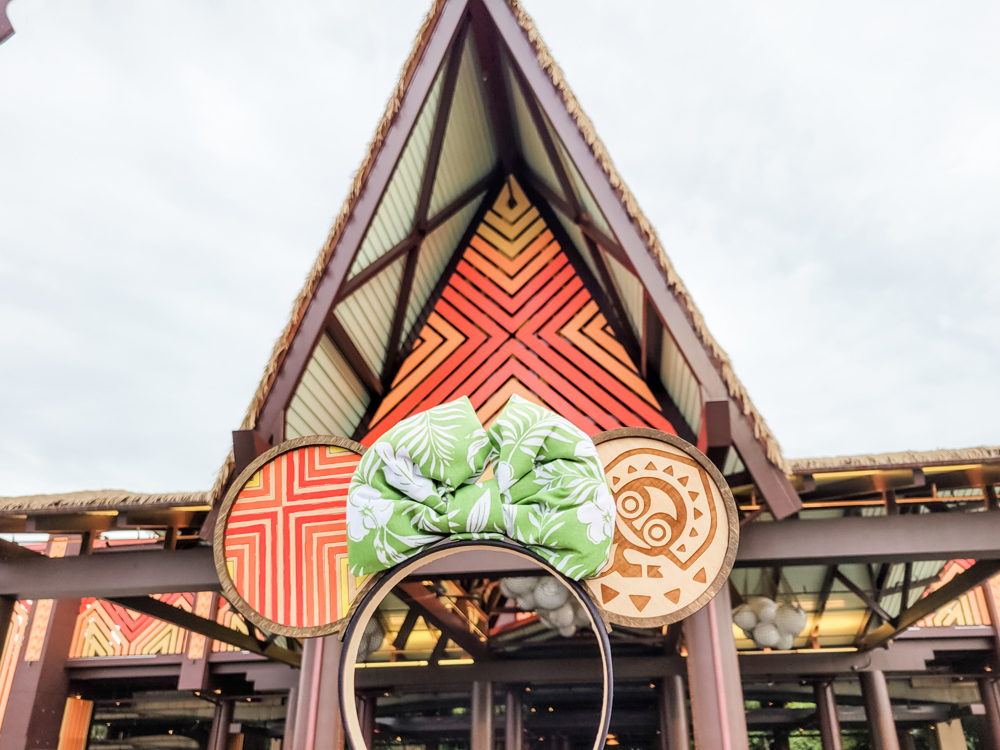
2,0 -> 998,496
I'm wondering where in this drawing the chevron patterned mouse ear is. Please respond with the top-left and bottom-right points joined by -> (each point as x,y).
584,428 -> 739,628
213,436 -> 367,638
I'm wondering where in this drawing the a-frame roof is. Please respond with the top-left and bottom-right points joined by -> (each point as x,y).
214,0 -> 802,519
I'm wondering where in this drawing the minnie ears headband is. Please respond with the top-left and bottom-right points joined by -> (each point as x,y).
213,396 -> 738,747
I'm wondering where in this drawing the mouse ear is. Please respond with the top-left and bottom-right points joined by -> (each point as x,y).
213,436 -> 368,638
584,428 -> 739,628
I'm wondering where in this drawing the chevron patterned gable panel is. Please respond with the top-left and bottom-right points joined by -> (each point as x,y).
348,63 -> 446,279
286,333 -> 371,440
70,594 -> 195,658
364,176 -> 675,442
427,34 -> 497,218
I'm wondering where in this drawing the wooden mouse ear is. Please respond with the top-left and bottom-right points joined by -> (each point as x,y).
584,428 -> 739,628
213,436 -> 368,638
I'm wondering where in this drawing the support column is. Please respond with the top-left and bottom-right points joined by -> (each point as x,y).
471,681 -> 494,750
0,598 -> 79,749
211,699 -> 234,750
684,585 -> 749,750
357,693 -> 377,748
980,677 -> 1000,750
860,671 -> 900,750
772,729 -> 790,750
895,728 -> 916,750
934,720 -> 967,750
284,687 -> 298,749
505,688 -> 523,750
659,674 -> 689,750
814,679 -> 842,750
292,636 -> 344,750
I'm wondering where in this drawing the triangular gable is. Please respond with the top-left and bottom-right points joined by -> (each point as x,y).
213,0 -> 801,521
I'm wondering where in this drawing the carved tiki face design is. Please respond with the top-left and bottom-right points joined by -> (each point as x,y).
585,433 -> 738,627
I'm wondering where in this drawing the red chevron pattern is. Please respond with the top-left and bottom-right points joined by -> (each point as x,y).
223,444 -> 361,629
365,176 -> 675,441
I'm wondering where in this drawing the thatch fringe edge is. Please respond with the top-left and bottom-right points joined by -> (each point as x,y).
790,446 -> 1000,473
0,490 -> 211,514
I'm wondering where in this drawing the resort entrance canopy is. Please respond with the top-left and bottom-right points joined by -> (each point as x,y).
220,0 -> 801,522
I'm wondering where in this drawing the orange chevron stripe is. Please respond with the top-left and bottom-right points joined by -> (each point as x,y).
366,175 -> 678,441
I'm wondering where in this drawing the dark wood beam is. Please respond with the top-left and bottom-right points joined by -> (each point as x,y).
468,0 -> 517,174
26,513 -> 116,534
426,172 -> 496,232
429,633 -> 451,666
799,469 -> 925,504
384,247 -> 421,380
251,0 -> 470,442
414,21 -> 470,227
355,639 -> 969,690
396,582 -> 489,660
810,566 -> 838,648
0,596 -> 14,665
232,429 -> 272,478
578,217 -> 629,265
735,510 -> 1000,567
855,563 -> 892,642
900,562 -> 913,613
392,609 -> 420,659
327,313 -> 384,397
833,569 -> 893,623
337,234 -> 420,301
0,547 -> 220,599
863,559 -> 1000,650
506,50 -> 580,217
481,0 -> 802,519
108,596 -> 299,667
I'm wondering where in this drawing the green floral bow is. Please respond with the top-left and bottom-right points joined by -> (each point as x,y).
347,395 -> 614,580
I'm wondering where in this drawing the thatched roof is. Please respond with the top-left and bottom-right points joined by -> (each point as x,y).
0,490 -> 211,514
789,446 -> 1000,474
210,0 -> 788,503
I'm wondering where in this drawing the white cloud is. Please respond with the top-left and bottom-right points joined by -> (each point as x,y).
1,0 -> 998,494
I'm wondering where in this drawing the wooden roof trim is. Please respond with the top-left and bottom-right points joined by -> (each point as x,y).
790,446 -> 1000,474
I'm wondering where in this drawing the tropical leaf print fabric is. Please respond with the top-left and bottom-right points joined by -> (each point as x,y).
347,395 -> 614,579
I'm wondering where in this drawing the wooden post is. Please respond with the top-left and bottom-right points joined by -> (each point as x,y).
0,597 -> 14,659
0,598 -> 79,749
814,680 -> 842,750
505,688 -> 523,750
471,681 -> 494,750
684,585 -> 749,750
659,674 -> 689,750
358,693 -> 377,748
772,728 -> 790,750
860,671 -> 900,750
292,636 -> 344,750
896,728 -> 916,750
211,699 -> 234,750
980,678 -> 1000,750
